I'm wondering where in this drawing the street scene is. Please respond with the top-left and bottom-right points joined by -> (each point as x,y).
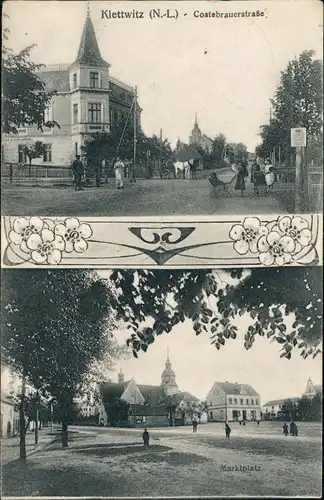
2,1 -> 323,215
1,267 -> 322,497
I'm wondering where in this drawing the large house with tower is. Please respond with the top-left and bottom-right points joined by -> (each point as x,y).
206,381 -> 261,422
96,352 -> 207,428
2,7 -> 141,167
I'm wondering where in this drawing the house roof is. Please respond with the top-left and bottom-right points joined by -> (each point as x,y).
263,397 -> 300,407
40,70 -> 70,92
74,11 -> 109,68
179,391 -> 200,402
174,145 -> 203,161
100,382 -> 129,404
215,382 -> 259,397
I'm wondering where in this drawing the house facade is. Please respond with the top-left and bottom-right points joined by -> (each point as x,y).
1,392 -> 19,438
206,381 -> 261,422
2,9 -> 141,168
97,353 -> 206,428
262,398 -> 299,420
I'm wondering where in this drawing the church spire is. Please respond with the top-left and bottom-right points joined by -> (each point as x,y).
195,112 -> 198,126
74,7 -> 108,67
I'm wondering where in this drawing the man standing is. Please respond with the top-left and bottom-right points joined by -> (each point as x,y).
192,419 -> 198,433
225,422 -> 231,439
72,155 -> 84,191
142,428 -> 150,449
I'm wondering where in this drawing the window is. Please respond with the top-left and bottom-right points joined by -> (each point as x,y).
234,398 -> 237,404
90,72 -> 99,88
210,401 -> 212,406
240,398 -> 243,405
18,145 -> 27,163
73,104 -> 79,124
251,399 -> 254,405
43,144 -> 52,162
73,73 -> 77,89
44,106 -> 52,123
109,108 -> 114,128
210,411 -> 213,419
246,399 -> 249,405
88,103 -> 102,123
228,398 -> 232,404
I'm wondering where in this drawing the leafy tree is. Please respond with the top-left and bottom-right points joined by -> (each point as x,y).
107,268 -> 322,360
298,393 -> 322,421
280,399 -> 299,420
1,270 -> 119,458
256,50 -> 323,170
2,20 -> 60,134
23,141 -> 45,177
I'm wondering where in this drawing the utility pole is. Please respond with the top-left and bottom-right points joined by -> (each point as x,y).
159,128 -> 163,175
133,86 -> 137,177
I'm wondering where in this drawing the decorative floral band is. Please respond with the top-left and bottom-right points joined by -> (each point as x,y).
1,215 -> 321,268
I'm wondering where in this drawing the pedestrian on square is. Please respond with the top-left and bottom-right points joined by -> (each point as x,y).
192,419 -> 198,433
283,422 -> 288,436
225,422 -> 231,439
257,420 -> 260,426
265,158 -> 275,188
72,155 -> 84,191
114,156 -> 125,189
142,428 -> 150,449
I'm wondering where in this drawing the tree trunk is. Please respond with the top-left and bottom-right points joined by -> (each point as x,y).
19,376 -> 27,461
28,159 -> 32,178
62,421 -> 68,448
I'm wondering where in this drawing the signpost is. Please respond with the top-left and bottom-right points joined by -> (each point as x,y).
291,127 -> 307,212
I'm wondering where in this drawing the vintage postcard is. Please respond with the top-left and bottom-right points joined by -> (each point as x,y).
1,1 -> 323,499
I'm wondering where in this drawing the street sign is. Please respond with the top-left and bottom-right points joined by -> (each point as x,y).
291,127 -> 307,147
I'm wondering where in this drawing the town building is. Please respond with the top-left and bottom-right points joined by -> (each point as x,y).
262,398 -> 300,420
97,352 -> 207,427
2,7 -> 141,167
1,392 -> 19,438
206,381 -> 261,422
189,114 -> 214,154
263,378 -> 322,419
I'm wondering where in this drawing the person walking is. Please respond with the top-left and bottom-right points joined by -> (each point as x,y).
142,428 -> 150,449
283,422 -> 288,436
189,158 -> 198,179
192,419 -> 198,433
265,158 -> 275,188
72,155 -> 84,191
225,422 -> 231,439
257,420 -> 260,427
253,164 -> 267,196
114,156 -> 125,189
234,162 -> 248,197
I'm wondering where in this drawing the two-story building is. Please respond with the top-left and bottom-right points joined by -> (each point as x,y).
262,398 -> 300,420
206,381 -> 261,422
3,8 -> 141,167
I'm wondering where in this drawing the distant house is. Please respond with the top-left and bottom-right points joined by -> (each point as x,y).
206,381 -> 261,422
1,392 -> 19,438
97,353 -> 206,427
189,114 -> 213,154
263,398 -> 300,420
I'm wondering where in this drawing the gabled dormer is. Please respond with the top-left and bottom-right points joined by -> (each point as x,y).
69,9 -> 110,92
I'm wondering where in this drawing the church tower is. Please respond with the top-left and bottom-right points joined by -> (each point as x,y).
68,5 -> 111,156
161,348 -> 179,396
189,113 -> 202,146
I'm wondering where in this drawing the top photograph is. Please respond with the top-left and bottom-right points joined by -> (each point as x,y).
2,0 -> 323,217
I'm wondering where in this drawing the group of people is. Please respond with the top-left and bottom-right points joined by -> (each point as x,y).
232,158 -> 276,197
71,155 -> 133,190
283,421 -> 298,437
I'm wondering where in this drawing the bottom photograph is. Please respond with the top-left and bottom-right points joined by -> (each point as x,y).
1,267 -> 322,498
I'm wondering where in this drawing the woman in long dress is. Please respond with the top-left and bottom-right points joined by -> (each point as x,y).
114,156 -> 125,189
264,158 -> 275,188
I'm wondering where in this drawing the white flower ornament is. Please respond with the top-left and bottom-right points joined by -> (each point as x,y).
276,216 -> 312,252
26,229 -> 65,265
8,217 -> 44,253
258,231 -> 295,266
55,218 -> 92,253
229,217 -> 268,254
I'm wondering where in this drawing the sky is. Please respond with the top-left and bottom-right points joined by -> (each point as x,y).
3,0 -> 323,151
